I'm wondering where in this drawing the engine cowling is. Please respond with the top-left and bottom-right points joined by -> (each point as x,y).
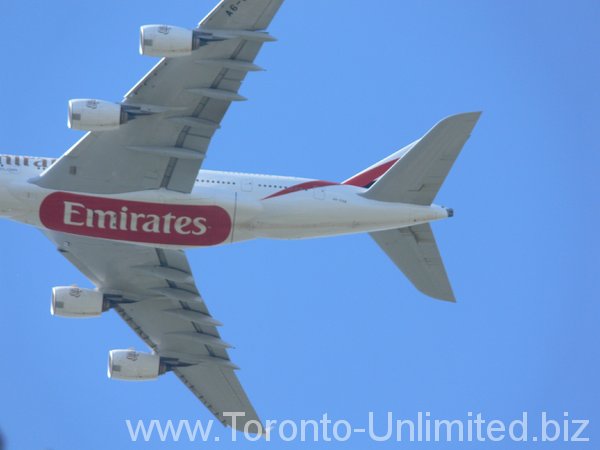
51,286 -> 108,318
68,99 -> 127,131
107,350 -> 166,381
139,25 -> 202,57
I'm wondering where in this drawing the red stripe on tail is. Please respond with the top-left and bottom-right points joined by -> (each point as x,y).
342,159 -> 398,188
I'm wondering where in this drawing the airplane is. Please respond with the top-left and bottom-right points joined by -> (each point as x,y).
0,0 -> 480,433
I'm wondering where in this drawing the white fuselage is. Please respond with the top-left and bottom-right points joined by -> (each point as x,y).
0,155 -> 450,248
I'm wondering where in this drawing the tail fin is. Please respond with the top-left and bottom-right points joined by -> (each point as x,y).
342,144 -> 416,189
362,112 -> 481,301
362,112 -> 481,204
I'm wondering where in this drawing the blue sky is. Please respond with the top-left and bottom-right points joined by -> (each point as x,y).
1,0 -> 599,448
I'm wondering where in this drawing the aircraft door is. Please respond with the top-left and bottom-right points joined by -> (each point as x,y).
313,188 -> 326,200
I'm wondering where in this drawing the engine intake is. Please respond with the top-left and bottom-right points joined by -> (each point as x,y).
108,350 -> 167,381
139,25 -> 203,57
68,99 -> 128,131
51,286 -> 108,318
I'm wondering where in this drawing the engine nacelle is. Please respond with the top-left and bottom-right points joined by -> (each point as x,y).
68,99 -> 127,131
108,350 -> 166,381
51,286 -> 108,318
139,25 -> 202,57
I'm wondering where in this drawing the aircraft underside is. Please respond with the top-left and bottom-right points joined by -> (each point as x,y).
0,164 -> 451,248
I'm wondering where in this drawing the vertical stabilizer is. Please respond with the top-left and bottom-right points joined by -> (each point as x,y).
362,112 -> 481,205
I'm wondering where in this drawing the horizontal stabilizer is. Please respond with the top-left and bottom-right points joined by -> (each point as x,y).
371,224 -> 455,301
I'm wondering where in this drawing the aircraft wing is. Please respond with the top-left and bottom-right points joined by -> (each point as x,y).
34,0 -> 284,195
43,230 -> 260,430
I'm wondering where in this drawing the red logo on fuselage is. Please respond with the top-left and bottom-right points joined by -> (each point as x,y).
39,192 -> 232,246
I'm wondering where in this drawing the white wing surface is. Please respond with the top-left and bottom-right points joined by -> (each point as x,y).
44,230 -> 260,430
35,0 -> 284,194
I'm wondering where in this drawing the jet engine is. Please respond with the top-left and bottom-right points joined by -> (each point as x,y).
51,286 -> 108,318
107,350 -> 167,381
68,99 -> 128,131
139,25 -> 202,57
